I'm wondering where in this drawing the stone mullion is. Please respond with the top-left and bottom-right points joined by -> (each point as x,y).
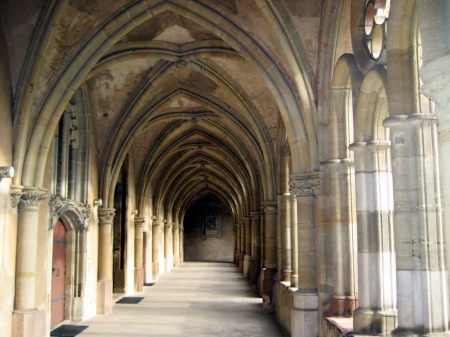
289,174 -> 320,337
385,114 -> 450,336
97,207 -> 116,315
350,140 -> 397,335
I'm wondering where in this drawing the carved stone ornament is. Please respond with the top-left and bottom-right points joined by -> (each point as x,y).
134,217 -> 146,228
49,195 -> 91,231
289,177 -> 321,197
12,189 -> 49,210
98,208 -> 116,224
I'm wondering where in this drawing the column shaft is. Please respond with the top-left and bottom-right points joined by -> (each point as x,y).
173,224 -> 179,266
281,193 -> 292,283
134,217 -> 145,292
249,212 -> 261,286
243,217 -> 251,278
164,223 -> 172,272
152,221 -> 161,279
291,194 -> 299,287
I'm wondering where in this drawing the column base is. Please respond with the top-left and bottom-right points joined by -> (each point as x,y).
12,309 -> 45,337
353,308 -> 397,336
97,279 -> 113,315
134,268 -> 144,292
243,255 -> 251,278
291,291 -> 319,337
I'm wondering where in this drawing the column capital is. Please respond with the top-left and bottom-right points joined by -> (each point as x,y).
152,221 -> 161,228
134,217 -> 146,228
164,223 -> 172,230
12,186 -> 49,210
98,208 -> 116,224
289,173 -> 321,197
173,224 -> 179,230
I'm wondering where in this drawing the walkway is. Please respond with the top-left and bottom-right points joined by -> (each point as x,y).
77,262 -> 288,337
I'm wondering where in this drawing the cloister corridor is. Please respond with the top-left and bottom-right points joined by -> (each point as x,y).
74,262 -> 288,337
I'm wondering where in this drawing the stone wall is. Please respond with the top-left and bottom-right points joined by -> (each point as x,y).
275,282 -> 294,333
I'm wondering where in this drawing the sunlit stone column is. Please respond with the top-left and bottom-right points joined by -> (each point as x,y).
97,207 -> 116,315
10,187 -> 47,337
239,219 -> 245,272
243,217 -> 252,278
152,220 -> 161,280
289,174 -> 320,337
249,212 -> 261,286
134,216 -> 146,292
349,141 -> 397,335
291,194 -> 299,287
262,202 -> 277,310
173,223 -> 180,266
323,159 -> 358,317
164,221 -> 172,272
384,114 -> 450,336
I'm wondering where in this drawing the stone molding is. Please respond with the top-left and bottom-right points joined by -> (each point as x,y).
289,174 -> 321,197
383,113 -> 438,129
348,140 -> 391,152
49,194 -> 91,231
10,186 -> 48,209
134,217 -> 146,228
98,208 -> 116,224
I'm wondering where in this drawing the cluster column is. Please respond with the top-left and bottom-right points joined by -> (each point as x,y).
134,216 -> 146,292
384,114 -> 450,336
11,187 -> 48,337
289,174 -> 320,337
97,207 -> 116,315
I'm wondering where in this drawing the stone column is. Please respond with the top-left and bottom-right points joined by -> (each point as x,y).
152,220 -> 161,280
384,114 -> 450,336
164,222 -> 172,272
261,202 -> 277,310
11,187 -> 47,337
249,212 -> 261,286
173,223 -> 179,266
291,194 -> 299,287
348,141 -> 397,335
179,224 -> 184,263
134,216 -> 146,292
281,192 -> 292,283
289,174 -> 320,337
97,207 -> 116,315
239,220 -> 245,272
243,217 -> 252,278
324,159 -> 358,317
235,222 -> 241,266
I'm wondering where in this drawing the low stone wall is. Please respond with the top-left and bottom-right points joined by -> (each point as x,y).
321,316 -> 354,337
275,282 -> 294,333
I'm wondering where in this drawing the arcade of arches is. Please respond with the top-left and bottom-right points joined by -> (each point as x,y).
0,1 -> 450,336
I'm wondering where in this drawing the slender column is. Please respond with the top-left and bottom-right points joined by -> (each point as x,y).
179,225 -> 184,263
134,217 -> 146,292
384,114 -> 450,336
324,159 -> 358,317
164,222 -> 172,272
289,174 -> 320,337
173,224 -> 180,266
349,141 -> 397,335
249,212 -> 261,286
10,187 -> 47,337
281,192 -> 292,283
97,207 -> 116,315
261,202 -> 277,310
239,220 -> 245,272
291,194 -> 299,287
243,217 -> 252,278
235,222 -> 241,266
152,221 -> 161,280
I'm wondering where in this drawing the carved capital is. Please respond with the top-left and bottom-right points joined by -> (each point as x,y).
164,223 -> 172,230
152,221 -> 161,228
289,175 -> 321,197
134,217 -> 146,228
98,208 -> 116,224
14,188 -> 48,210
10,186 -> 23,208
49,195 -> 91,231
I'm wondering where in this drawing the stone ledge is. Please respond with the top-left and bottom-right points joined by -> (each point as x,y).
325,316 -> 354,336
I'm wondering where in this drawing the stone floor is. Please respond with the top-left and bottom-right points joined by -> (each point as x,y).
76,262 -> 289,336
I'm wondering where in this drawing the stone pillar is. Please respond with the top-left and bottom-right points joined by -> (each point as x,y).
235,222 -> 241,266
173,224 -> 179,266
134,216 -> 146,292
164,222 -> 172,272
239,220 -> 245,272
152,221 -> 161,280
281,192 -> 292,283
179,225 -> 184,263
291,194 -> 299,287
324,159 -> 358,317
249,212 -> 261,286
97,208 -> 116,315
384,114 -> 450,336
261,202 -> 277,310
289,174 -> 320,337
348,141 -> 397,335
11,187 -> 47,337
243,217 -> 252,278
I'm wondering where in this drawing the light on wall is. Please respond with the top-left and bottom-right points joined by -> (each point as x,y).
0,166 -> 15,179
131,209 -> 138,215
93,199 -> 102,207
